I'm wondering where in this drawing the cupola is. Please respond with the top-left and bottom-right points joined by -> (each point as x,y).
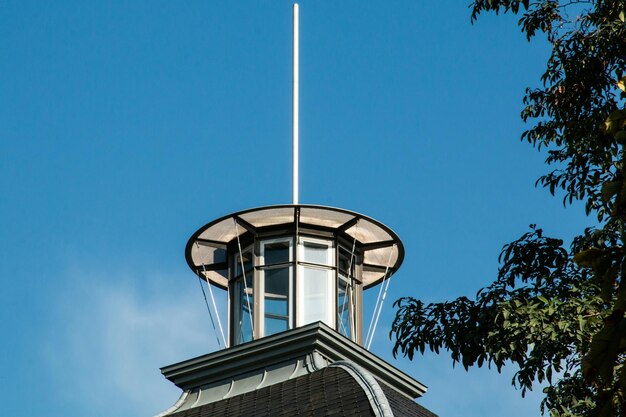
185,205 -> 403,347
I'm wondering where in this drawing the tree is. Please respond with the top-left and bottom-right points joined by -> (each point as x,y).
391,1 -> 626,416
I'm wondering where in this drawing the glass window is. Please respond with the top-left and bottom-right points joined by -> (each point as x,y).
234,248 -> 253,278
338,247 -> 355,276
302,240 -> 331,265
260,238 -> 293,337
337,275 -> 352,339
234,275 -> 254,344
262,240 -> 290,265
301,266 -> 332,325
214,248 -> 227,264
337,246 -> 356,339
264,267 -> 291,336
298,238 -> 334,327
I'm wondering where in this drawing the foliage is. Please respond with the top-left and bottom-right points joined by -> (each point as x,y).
392,1 -> 626,415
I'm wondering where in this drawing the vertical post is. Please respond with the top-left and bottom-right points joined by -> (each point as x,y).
292,3 -> 299,205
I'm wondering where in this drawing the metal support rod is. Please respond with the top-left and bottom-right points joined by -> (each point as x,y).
292,3 -> 299,205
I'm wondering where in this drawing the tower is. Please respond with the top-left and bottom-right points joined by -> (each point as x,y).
154,5 -> 437,417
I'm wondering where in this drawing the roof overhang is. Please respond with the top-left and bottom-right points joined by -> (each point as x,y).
161,321 -> 426,399
185,204 -> 405,289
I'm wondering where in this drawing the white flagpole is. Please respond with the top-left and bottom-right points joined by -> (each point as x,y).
292,3 -> 299,205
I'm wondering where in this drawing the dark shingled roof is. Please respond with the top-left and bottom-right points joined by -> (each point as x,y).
380,383 -> 438,417
167,366 -> 375,417
166,365 -> 437,417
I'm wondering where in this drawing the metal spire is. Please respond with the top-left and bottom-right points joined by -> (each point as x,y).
292,3 -> 299,205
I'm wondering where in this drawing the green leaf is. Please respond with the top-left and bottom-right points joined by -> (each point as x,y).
620,363 -> 626,396
573,248 -> 604,268
615,130 -> 626,145
604,109 -> 626,134
601,181 -> 621,202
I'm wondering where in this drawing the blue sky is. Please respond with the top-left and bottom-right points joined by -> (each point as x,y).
0,1 -> 591,416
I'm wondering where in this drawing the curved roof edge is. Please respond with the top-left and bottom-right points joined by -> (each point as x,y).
329,361 -> 394,417
152,390 -> 189,417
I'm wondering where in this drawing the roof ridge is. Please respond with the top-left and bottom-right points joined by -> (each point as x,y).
329,361 -> 394,417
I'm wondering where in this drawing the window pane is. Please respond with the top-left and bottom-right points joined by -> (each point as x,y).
265,268 -> 289,315
301,267 -> 331,325
337,276 -> 352,339
266,298 -> 288,317
338,248 -> 355,276
214,248 -> 227,264
234,250 -> 253,277
263,241 -> 290,265
265,316 -> 289,336
302,241 -> 330,265
264,267 -> 290,336
234,276 -> 254,344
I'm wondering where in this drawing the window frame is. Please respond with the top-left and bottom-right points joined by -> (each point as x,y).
296,236 -> 335,328
232,273 -> 255,344
259,237 -> 294,337
338,245 -> 358,340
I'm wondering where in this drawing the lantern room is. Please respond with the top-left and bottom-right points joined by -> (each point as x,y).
185,204 -> 404,347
